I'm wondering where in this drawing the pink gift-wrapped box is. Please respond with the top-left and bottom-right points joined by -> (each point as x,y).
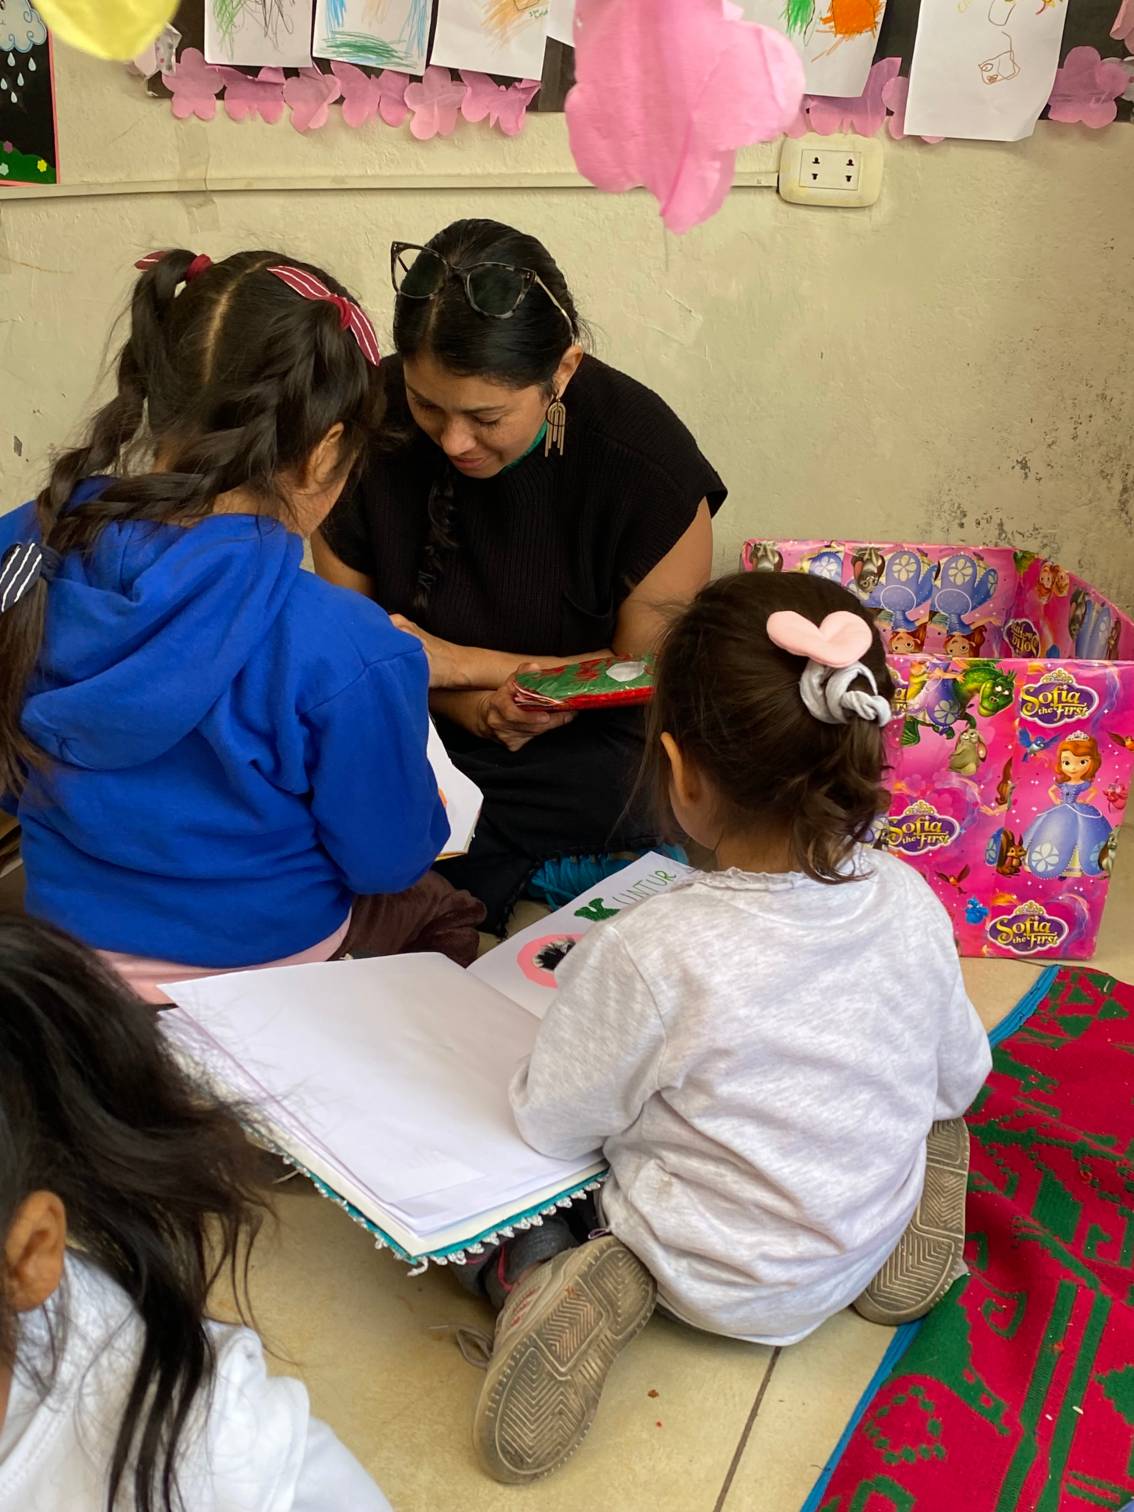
742,540 -> 1134,960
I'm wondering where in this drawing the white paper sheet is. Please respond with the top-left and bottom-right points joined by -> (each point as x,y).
545,0 -> 572,46
904,0 -> 1069,142
312,0 -> 429,71
204,0 -> 313,66
735,0 -> 888,98
162,954 -> 599,1238
429,0 -> 550,81
427,721 -> 481,860
469,851 -> 694,1020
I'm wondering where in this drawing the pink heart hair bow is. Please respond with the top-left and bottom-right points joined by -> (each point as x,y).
766,610 -> 891,727
267,265 -> 381,368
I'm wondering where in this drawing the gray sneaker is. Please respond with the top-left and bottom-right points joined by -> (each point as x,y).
473,1234 -> 656,1483
853,1117 -> 971,1326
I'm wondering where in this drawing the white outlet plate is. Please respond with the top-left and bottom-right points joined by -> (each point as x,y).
777,133 -> 883,209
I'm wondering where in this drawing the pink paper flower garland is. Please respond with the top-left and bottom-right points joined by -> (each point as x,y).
788,51 -> 1130,144
163,39 -> 1130,146
162,50 -> 541,136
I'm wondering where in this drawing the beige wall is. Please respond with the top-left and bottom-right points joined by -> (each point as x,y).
1,47 -> 1133,603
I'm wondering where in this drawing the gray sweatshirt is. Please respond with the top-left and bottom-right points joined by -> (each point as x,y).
510,851 -> 991,1346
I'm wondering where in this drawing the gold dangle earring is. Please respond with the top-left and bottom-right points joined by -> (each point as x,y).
544,391 -> 567,458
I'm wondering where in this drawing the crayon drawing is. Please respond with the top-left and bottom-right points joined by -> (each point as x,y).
313,0 -> 430,72
813,0 -> 883,59
735,0 -> 887,95
485,0 -> 540,41
905,0 -> 1069,139
430,0 -> 549,81
205,0 -> 313,66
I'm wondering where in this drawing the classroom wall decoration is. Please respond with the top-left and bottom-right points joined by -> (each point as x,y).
903,0 -> 1071,143
141,0 -> 1133,185
0,2 -> 58,185
38,0 -> 176,59
312,0 -> 430,72
738,0 -> 890,100
205,0 -> 313,68
566,0 -> 804,234
430,0 -> 550,80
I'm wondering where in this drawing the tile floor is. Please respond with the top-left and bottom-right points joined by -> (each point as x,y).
210,834 -> 1133,1510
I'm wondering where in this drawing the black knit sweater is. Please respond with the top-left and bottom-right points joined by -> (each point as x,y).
325,354 -> 726,658
324,354 -> 726,928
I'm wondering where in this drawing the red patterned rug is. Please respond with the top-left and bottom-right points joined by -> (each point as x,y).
808,967 -> 1134,1512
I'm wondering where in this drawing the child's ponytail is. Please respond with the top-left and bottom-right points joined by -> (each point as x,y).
0,251 -> 195,796
0,914 -> 269,1512
0,247 -> 382,799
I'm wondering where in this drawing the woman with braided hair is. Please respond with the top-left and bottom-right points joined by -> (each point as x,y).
0,248 -> 484,998
315,220 -> 727,932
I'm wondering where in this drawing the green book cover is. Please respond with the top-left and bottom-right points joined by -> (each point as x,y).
513,656 -> 655,710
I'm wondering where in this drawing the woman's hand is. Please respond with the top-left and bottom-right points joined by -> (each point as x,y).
390,615 -> 471,690
476,667 -> 575,753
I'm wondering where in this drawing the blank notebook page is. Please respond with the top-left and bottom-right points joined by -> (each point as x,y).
162,954 -> 599,1236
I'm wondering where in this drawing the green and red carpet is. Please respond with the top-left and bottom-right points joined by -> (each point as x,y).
806,967 -> 1134,1512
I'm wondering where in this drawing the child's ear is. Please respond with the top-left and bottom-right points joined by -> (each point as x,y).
660,733 -> 700,809
303,423 -> 347,491
5,1192 -> 66,1314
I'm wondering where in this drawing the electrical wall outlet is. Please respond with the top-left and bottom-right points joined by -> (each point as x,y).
777,133 -> 883,208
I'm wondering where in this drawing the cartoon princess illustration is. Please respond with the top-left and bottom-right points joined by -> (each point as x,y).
943,626 -> 987,659
1022,733 -> 1113,879
1034,560 -> 1069,656
889,624 -> 928,655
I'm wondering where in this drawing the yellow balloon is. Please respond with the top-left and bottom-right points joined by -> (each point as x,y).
33,0 -> 178,61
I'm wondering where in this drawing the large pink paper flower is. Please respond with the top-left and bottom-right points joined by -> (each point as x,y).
164,48 -> 223,122
565,0 -> 804,234
1047,46 -> 1128,129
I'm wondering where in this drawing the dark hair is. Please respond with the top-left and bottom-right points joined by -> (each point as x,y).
646,572 -> 894,882
392,220 -> 581,612
393,218 -> 581,388
0,249 -> 383,797
0,914 -> 268,1512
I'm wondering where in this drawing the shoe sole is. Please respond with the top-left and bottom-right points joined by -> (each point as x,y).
474,1238 -> 656,1483
853,1118 -> 970,1326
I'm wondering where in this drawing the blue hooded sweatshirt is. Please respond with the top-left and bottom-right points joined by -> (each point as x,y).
0,483 -> 448,966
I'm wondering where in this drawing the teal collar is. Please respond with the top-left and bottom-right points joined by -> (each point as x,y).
500,421 -> 548,475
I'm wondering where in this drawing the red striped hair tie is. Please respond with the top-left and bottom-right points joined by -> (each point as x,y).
134,250 -> 213,282
267,265 -> 382,368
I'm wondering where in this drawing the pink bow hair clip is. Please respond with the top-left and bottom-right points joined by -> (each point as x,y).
766,610 -> 891,727
767,610 -> 872,667
267,265 -> 381,367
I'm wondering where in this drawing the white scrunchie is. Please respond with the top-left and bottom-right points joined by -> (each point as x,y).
799,660 -> 893,727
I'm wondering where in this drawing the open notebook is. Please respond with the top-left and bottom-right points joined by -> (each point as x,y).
160,852 -> 693,1267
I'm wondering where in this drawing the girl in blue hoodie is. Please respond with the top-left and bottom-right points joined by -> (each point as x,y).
0,249 -> 484,999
